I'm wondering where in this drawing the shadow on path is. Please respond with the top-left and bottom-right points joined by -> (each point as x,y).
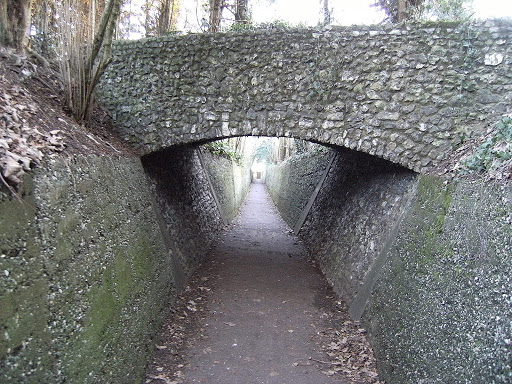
146,182 -> 379,384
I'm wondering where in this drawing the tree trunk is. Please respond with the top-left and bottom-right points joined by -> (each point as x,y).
209,0 -> 222,32
0,0 -> 32,50
158,0 -> 180,35
158,0 -> 170,34
80,0 -> 122,121
234,0 -> 248,24
144,0 -> 153,36
31,0 -> 48,54
397,0 -> 407,21
322,0 -> 331,25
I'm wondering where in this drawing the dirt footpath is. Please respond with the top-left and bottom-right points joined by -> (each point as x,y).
146,181 -> 382,384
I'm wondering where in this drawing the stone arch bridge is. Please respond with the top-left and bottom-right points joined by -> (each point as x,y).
97,20 -> 512,172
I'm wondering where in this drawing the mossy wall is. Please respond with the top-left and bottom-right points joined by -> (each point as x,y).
201,149 -> 251,221
266,148 -> 511,382
364,176 -> 512,383
0,178 -> 52,382
0,149 -> 247,383
301,149 -> 417,312
1,155 -> 175,383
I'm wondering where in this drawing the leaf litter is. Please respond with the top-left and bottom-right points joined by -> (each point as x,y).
145,261 -> 221,384
146,255 -> 385,384
311,294 -> 384,384
0,46 -> 136,193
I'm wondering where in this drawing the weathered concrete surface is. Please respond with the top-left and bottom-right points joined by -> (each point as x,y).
0,149 -> 250,383
97,20 -> 512,172
266,149 -> 512,383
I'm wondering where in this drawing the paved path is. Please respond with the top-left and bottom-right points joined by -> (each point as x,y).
147,181 -> 348,384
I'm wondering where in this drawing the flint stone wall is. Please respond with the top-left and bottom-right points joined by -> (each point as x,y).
266,147 -> 417,310
364,176 -> 512,383
0,156 -> 177,383
98,20 -> 512,172
200,149 -> 252,221
265,146 -> 333,227
266,150 -> 512,383
0,149 -> 248,383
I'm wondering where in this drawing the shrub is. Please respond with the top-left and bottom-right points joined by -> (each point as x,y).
203,141 -> 243,165
460,116 -> 512,175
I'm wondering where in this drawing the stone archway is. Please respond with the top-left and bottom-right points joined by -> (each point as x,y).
97,20 -> 512,172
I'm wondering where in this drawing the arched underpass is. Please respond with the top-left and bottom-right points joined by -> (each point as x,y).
136,137 -> 510,383
97,20 -> 512,174
141,139 -> 417,384
1,132 -> 510,383
1,20 -> 511,384
93,21 -> 512,381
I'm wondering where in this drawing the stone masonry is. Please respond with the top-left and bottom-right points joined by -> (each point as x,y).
97,20 -> 512,172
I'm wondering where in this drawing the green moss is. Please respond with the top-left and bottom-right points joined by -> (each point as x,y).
65,234 -> 156,382
0,280 -> 53,382
131,237 -> 153,283
113,250 -> 132,302
86,283 -> 119,346
370,177 -> 512,382
0,280 -> 49,357
411,176 -> 455,271
54,237 -> 75,262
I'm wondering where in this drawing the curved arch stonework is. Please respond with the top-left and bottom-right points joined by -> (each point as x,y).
97,20 -> 512,172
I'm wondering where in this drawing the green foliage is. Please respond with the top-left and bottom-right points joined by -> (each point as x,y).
228,22 -> 256,32
422,0 -> 474,21
203,141 -> 243,165
253,140 -> 274,163
159,29 -> 183,36
259,20 -> 309,29
460,116 -> 512,173
257,20 -> 293,29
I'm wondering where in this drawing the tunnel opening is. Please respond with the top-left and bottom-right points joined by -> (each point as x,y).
140,136 -> 418,302
140,136 -> 419,383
